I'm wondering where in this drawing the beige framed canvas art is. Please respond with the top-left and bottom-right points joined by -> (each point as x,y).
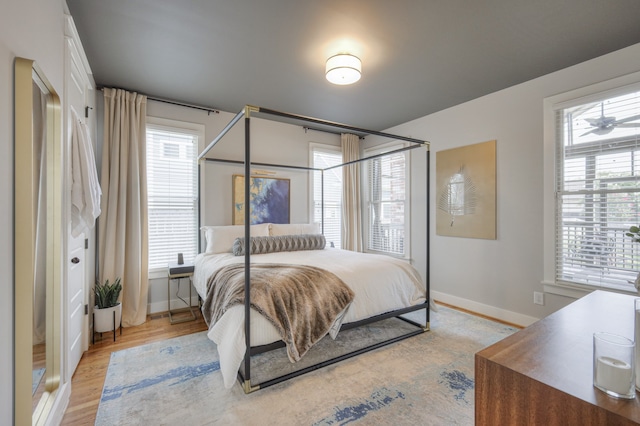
436,140 -> 496,239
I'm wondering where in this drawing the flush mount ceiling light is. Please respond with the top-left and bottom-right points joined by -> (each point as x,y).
325,54 -> 361,85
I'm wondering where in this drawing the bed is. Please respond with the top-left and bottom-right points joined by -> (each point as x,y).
193,224 -> 427,389
197,105 -> 431,393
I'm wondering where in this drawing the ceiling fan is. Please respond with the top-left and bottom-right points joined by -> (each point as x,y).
581,103 -> 640,136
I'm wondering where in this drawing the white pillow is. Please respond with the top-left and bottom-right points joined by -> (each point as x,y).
269,223 -> 321,236
201,224 -> 271,253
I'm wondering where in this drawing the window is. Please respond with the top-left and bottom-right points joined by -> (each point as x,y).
365,143 -> 409,257
146,118 -> 202,271
311,145 -> 342,249
554,88 -> 640,292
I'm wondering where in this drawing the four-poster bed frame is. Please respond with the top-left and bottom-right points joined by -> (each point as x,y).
197,105 -> 431,393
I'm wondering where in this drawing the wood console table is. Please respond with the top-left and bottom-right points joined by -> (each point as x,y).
476,290 -> 640,425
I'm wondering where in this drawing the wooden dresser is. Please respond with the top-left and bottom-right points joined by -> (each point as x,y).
476,290 -> 640,425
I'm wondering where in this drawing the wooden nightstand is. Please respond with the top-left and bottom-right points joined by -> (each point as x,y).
167,263 -> 196,324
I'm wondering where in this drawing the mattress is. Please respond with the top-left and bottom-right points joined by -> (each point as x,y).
193,247 -> 427,388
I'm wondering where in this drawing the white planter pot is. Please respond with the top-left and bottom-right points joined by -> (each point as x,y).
94,303 -> 122,333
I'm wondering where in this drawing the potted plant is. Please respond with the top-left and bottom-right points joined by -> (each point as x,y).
94,277 -> 122,333
626,226 -> 640,292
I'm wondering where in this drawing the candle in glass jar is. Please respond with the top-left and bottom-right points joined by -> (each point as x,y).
595,356 -> 633,396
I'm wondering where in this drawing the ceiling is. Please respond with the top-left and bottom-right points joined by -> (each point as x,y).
66,0 -> 640,131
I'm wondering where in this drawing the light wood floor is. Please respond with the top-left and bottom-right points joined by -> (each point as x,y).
61,309 -> 207,425
32,343 -> 46,412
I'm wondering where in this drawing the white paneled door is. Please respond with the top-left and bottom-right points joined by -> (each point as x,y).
64,26 -> 94,379
66,232 -> 85,376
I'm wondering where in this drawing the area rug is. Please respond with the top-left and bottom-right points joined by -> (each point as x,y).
32,367 -> 45,395
95,305 -> 517,425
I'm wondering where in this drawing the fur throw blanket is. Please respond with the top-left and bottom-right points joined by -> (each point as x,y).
201,263 -> 355,362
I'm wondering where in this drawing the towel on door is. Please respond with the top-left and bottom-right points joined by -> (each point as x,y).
71,109 -> 102,237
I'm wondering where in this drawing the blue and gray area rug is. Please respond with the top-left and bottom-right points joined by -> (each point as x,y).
95,305 -> 516,425
32,368 -> 45,395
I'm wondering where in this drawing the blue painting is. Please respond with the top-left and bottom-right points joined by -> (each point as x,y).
233,175 -> 290,225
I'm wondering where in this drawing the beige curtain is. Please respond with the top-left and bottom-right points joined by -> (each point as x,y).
99,88 -> 148,327
341,133 -> 363,252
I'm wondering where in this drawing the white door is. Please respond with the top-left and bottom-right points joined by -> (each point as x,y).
64,30 -> 94,378
67,232 -> 85,375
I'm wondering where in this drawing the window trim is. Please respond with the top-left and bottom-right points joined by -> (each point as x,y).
309,142 -> 342,249
363,140 -> 411,259
146,116 -> 205,279
543,71 -> 640,297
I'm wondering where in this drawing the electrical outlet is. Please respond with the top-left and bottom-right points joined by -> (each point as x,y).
534,291 -> 545,306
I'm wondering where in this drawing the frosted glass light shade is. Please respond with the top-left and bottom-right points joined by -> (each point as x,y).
325,54 -> 361,85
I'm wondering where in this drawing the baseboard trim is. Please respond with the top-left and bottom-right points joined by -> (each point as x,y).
149,293 -> 539,326
44,381 -> 69,426
431,291 -> 539,328
147,296 -> 199,315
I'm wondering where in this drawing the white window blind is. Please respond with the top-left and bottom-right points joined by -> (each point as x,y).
146,123 -> 198,270
312,146 -> 342,249
366,145 -> 408,256
556,89 -> 640,291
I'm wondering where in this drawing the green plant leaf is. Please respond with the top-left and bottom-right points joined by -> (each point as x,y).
94,277 -> 122,309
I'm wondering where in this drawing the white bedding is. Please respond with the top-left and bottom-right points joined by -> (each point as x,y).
194,248 -> 427,388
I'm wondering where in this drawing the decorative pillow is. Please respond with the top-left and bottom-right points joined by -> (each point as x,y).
233,234 -> 326,256
201,224 -> 270,254
269,223 -> 321,236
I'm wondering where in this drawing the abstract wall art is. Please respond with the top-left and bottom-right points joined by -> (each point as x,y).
232,174 -> 290,225
436,140 -> 496,239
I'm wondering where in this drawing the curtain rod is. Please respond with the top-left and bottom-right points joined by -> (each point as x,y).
98,86 -> 220,115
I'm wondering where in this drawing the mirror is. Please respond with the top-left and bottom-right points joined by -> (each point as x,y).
15,57 -> 62,425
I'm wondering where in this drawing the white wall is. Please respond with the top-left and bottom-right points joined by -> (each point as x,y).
1,1 -> 66,424
385,42 -> 640,326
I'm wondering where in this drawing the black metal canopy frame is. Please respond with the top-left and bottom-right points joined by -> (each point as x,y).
198,105 -> 431,393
